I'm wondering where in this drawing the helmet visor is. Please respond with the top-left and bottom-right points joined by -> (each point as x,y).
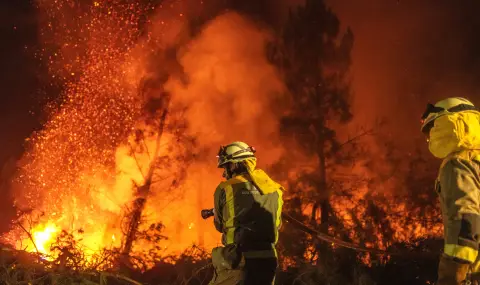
421,103 -> 478,133
217,146 -> 228,168
421,103 -> 444,122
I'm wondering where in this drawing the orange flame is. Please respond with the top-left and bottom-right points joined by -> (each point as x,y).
4,1 -> 285,267
25,223 -> 60,255
2,0 -> 442,270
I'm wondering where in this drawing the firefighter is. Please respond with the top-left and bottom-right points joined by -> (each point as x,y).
421,97 -> 480,284
208,141 -> 284,285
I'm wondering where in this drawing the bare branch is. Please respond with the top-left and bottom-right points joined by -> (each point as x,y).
336,128 -> 375,153
181,262 -> 213,285
16,222 -> 40,255
145,107 -> 169,183
129,142 -> 146,182
142,138 -> 152,161
121,94 -> 170,258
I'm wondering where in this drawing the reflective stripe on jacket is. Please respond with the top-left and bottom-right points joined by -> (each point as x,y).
437,150 -> 480,263
213,172 -> 283,258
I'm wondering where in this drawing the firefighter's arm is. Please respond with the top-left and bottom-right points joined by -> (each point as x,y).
440,157 -> 480,264
277,187 -> 284,230
213,185 -> 225,233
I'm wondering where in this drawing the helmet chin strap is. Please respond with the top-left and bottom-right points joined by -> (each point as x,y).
222,162 -> 248,180
222,167 -> 233,180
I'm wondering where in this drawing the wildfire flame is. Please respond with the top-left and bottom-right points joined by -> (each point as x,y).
3,0 -> 218,263
3,0 -> 286,268
28,223 -> 60,254
1,0 -> 442,270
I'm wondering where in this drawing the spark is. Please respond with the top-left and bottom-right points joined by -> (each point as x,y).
10,0 -> 153,259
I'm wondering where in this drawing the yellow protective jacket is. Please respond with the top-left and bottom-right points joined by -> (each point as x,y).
213,158 -> 284,259
430,110 -> 480,265
436,150 -> 480,264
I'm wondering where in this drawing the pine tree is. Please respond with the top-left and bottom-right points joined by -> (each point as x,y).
276,0 -> 354,235
268,2 -> 380,280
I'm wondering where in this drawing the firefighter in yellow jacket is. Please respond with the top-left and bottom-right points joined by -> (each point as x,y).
208,141 -> 284,285
421,97 -> 480,284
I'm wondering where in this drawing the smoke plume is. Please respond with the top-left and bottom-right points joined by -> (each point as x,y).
5,0 -> 287,256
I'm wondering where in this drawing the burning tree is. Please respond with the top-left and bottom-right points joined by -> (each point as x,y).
0,0 -> 206,275
270,0 -> 358,259
275,0 -> 355,226
265,1 -> 443,283
0,0 -> 447,284
118,71 -> 196,271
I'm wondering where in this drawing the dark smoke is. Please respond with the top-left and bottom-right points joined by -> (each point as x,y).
326,0 -> 480,148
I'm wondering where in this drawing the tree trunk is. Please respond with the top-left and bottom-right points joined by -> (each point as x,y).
120,101 -> 169,265
318,138 -> 330,232
316,136 -> 333,268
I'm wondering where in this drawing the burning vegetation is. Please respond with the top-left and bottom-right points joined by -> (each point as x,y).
0,0 -> 445,284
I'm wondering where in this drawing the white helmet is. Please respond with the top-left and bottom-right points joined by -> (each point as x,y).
421,97 -> 478,133
216,141 -> 256,168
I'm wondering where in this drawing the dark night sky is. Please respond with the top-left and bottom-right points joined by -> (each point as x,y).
0,1 -> 41,166
325,0 -> 480,146
0,0 -> 40,232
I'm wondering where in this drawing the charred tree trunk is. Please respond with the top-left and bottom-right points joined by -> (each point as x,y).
120,95 -> 170,265
121,185 -> 149,257
310,124 -> 331,232
318,141 -> 330,233
317,138 -> 334,268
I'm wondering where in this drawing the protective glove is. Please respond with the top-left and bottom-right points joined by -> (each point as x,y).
211,244 -> 243,270
437,254 -> 470,285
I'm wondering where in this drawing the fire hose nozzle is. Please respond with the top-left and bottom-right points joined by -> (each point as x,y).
201,208 -> 215,219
